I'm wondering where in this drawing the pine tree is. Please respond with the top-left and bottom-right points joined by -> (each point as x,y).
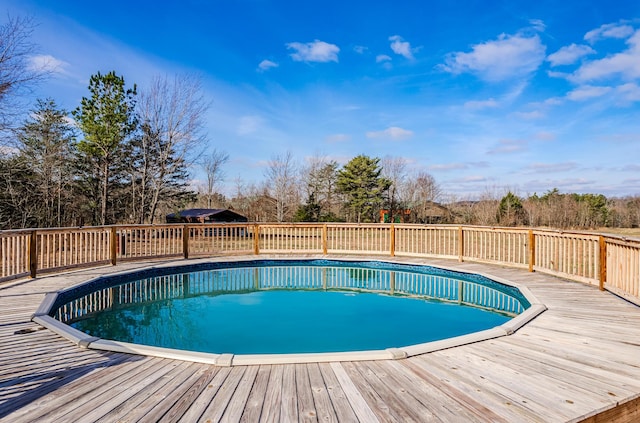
498,191 -> 526,226
337,155 -> 391,222
73,71 -> 137,225
16,98 -> 75,227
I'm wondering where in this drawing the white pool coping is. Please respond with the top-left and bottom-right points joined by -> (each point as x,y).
32,257 -> 547,366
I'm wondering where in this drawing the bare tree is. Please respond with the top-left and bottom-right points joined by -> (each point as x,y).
201,148 -> 229,208
405,170 -> 443,222
473,188 -> 500,226
134,74 -> 208,223
264,151 -> 299,222
381,156 -> 408,222
0,16 -> 46,135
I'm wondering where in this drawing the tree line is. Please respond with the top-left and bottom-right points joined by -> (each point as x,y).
1,16 -> 638,231
200,155 -> 639,230
0,71 -> 207,228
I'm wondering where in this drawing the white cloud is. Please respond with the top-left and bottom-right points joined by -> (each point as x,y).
529,19 -> 546,32
572,30 -> 640,82
429,163 -> 468,171
286,40 -> 340,63
525,162 -> 578,173
512,110 -> 544,120
257,59 -> 278,72
617,82 -> 640,102
463,98 -> 499,110
366,126 -> 414,140
442,32 -> 546,82
389,35 -> 414,60
547,70 -> 571,79
28,54 -> 69,75
543,97 -> 563,106
487,139 -> 528,154
547,44 -> 596,66
566,85 -> 612,101
326,133 -> 351,143
237,115 -> 264,135
376,54 -> 392,63
353,45 -> 367,54
584,22 -> 635,43
460,175 -> 490,183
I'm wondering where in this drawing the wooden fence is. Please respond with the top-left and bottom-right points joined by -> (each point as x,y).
1,223 -> 639,305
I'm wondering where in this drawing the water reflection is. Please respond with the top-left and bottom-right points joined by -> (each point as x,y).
55,264 -> 527,325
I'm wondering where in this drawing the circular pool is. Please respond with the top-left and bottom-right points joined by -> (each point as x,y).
34,259 -> 545,365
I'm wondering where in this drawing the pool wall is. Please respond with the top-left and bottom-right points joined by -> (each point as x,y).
32,257 -> 546,366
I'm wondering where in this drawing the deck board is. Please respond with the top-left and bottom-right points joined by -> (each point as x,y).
307,363 -> 339,423
239,365 -> 271,422
220,366 -> 260,423
1,256 -> 640,422
177,366 -> 232,423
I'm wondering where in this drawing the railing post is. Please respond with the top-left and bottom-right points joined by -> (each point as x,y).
599,235 -> 607,291
29,230 -> 37,278
390,224 -> 395,257
322,224 -> 328,255
182,225 -> 190,259
254,224 -> 260,255
528,229 -> 535,272
110,226 -> 117,266
458,226 -> 464,262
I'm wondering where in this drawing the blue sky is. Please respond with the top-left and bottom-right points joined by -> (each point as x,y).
4,0 -> 640,199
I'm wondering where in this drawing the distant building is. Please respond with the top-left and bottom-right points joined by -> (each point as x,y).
165,208 -> 248,224
380,202 -> 452,224
380,209 -> 412,223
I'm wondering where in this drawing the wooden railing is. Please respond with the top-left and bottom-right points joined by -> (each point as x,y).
1,223 -> 639,305
1,230 -> 30,280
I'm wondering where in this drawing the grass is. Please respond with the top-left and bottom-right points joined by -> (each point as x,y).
594,228 -> 640,238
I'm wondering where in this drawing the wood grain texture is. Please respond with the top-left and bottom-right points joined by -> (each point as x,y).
1,257 -> 640,422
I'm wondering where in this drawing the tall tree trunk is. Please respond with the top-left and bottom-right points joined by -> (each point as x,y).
101,161 -> 109,225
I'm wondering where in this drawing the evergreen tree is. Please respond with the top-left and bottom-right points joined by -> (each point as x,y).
294,193 -> 322,222
303,159 -> 342,221
0,154 -> 39,228
72,71 -> 137,225
498,191 -> 526,226
337,155 -> 391,222
16,98 -> 75,227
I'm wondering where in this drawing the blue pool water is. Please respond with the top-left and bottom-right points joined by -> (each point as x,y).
56,260 -> 529,355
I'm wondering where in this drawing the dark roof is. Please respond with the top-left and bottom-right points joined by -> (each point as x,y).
166,208 -> 226,219
166,208 -> 248,223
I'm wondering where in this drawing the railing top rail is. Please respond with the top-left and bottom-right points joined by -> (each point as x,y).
462,226 -> 530,233
257,223 -> 325,228
531,230 -> 601,240
0,226 -> 113,235
0,223 -> 638,244
389,223 -> 459,229
0,230 -> 33,237
599,233 -> 640,243
605,237 -> 640,248
117,224 -> 180,229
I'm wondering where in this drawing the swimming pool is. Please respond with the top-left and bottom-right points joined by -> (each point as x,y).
35,259 -> 545,365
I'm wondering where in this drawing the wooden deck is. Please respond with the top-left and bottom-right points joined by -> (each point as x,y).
1,256 -> 639,422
